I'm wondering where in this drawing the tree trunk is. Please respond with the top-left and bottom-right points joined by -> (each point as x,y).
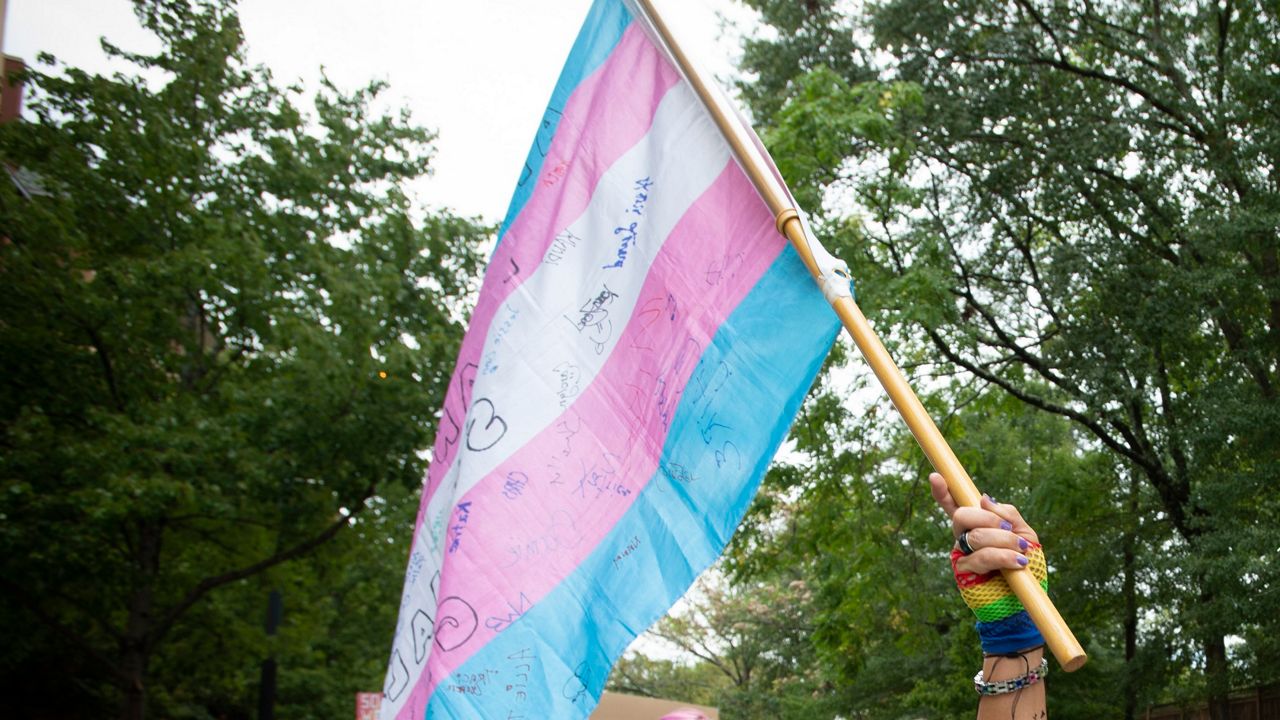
1124,472 -> 1139,720
120,645 -> 149,720
120,521 -> 162,720
1204,632 -> 1230,720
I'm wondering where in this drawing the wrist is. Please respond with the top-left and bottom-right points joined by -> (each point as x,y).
977,608 -> 1046,655
975,648 -> 1048,697
983,645 -> 1044,681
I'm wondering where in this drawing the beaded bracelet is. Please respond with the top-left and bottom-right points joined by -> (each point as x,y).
973,656 -> 1049,696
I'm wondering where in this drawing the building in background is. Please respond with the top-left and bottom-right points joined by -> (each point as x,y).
1,0 -> 26,124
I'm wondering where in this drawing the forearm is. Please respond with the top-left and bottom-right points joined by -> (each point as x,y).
926,477 -> 1050,720
976,647 -> 1046,720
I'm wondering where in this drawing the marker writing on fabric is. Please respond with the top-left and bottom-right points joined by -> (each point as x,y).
565,285 -> 619,354
384,650 -> 410,701
534,105 -> 564,158
448,502 -> 472,554
603,221 -> 639,269
410,608 -> 435,662
446,668 -> 498,697
656,336 -> 701,427
692,361 -> 734,443
714,440 -> 741,470
568,285 -> 618,329
573,453 -> 625,500
541,160 -> 569,188
464,398 -> 508,452
516,101 -> 561,185
433,596 -> 478,652
705,252 -> 745,286
551,362 -> 581,409
562,663 -> 591,704
629,176 -> 653,214
406,551 -> 425,585
439,407 -> 461,464
542,412 -> 581,478
612,535 -> 643,569
629,292 -> 679,352
504,647 -> 535,709
543,229 -> 580,266
501,472 -> 529,500
659,460 -> 697,486
499,509 -> 580,569
482,305 -> 522,375
458,362 -> 478,407
603,177 -> 653,269
484,592 -> 532,633
577,466 -> 632,501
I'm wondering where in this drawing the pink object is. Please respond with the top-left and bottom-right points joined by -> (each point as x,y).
355,692 -> 381,720
661,710 -> 709,720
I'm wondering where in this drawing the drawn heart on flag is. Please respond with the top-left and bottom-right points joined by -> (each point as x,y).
464,398 -> 507,451
433,596 -> 479,652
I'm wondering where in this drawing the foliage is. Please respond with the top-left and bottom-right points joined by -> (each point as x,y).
0,1 -> 486,718
608,570 -> 840,719
731,372 -> 1135,718
722,0 -> 1280,717
608,650 -> 731,708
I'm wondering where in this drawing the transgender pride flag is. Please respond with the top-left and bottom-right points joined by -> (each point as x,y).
380,1 -> 840,717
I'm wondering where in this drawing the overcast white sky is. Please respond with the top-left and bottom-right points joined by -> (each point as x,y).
3,0 -> 756,222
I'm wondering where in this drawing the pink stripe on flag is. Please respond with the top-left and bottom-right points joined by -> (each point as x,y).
411,162 -> 787,708
420,25 -> 681,517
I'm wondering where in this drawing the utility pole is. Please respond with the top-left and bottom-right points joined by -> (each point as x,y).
258,590 -> 283,720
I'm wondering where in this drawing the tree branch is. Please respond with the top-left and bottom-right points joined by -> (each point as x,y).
149,483 -> 375,644
955,51 -> 1206,142
0,576 -> 131,685
924,327 -> 1199,536
82,324 -> 126,412
924,327 -> 1137,468
1214,0 -> 1234,106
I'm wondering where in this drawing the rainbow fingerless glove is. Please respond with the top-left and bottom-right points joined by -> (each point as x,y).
951,542 -> 1048,654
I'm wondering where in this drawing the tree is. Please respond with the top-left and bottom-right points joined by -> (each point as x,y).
734,0 -> 1280,717
0,2 -> 486,718
729,367 -> 1139,719
140,478 -> 424,720
609,569 -> 840,719
608,650 -> 731,709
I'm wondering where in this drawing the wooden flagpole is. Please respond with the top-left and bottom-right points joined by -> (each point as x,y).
632,0 -> 1087,672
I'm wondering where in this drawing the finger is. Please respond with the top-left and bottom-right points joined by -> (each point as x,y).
928,473 -> 959,519
951,506 -> 1013,539
962,527 -> 1032,555
980,494 -> 1039,544
955,547 -> 1033,575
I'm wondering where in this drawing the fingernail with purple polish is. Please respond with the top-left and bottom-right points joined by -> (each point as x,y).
1017,556 -> 1029,566
1000,520 -> 1013,531
1018,537 -> 1029,551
